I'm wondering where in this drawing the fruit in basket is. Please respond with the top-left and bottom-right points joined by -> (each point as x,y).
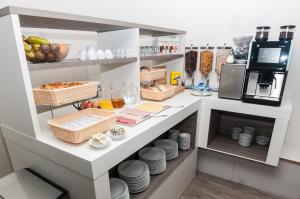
23,41 -> 32,52
46,52 -> 57,62
50,44 -> 60,53
81,100 -> 99,109
23,35 -> 70,63
32,44 -> 41,51
40,44 -> 50,54
26,36 -> 49,45
56,44 -> 70,61
34,50 -> 46,62
25,50 -> 35,59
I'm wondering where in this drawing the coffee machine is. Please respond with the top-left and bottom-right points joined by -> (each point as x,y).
242,36 -> 293,106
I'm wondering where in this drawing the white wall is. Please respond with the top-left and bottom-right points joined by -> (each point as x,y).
0,0 -> 299,177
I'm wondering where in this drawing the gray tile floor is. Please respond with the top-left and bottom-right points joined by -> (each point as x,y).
181,173 -> 285,199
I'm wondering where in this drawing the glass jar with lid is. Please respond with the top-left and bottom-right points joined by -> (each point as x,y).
255,26 -> 271,41
279,25 -> 296,41
199,44 -> 214,83
216,44 -> 232,77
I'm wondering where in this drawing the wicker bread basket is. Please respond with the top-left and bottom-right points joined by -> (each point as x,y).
175,86 -> 185,95
140,66 -> 166,82
141,85 -> 176,101
33,81 -> 99,106
48,108 -> 116,144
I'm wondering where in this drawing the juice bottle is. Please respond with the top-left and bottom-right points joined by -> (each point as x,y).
99,99 -> 113,110
98,87 -> 114,110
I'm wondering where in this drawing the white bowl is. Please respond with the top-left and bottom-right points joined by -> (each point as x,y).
108,130 -> 127,140
89,135 -> 112,149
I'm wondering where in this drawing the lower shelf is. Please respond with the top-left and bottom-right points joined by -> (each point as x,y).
207,135 -> 269,162
130,148 -> 196,199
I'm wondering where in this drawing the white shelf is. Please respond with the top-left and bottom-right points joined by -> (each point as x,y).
28,57 -> 137,71
140,54 -> 184,61
0,6 -> 185,36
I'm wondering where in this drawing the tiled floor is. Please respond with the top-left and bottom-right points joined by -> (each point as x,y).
181,173 -> 285,199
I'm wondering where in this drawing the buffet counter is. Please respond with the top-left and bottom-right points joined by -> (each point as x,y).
2,90 -> 201,180
2,90 -> 292,198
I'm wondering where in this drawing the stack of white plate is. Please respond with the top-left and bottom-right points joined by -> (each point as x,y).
168,129 -> 180,143
109,178 -> 130,199
138,147 -> 166,175
255,136 -> 270,146
118,160 -> 150,193
154,139 -> 178,160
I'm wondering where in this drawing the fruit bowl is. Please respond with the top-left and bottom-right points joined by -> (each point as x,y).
26,44 -> 71,63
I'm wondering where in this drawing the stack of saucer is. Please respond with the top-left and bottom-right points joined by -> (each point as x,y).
109,178 -> 130,199
179,133 -> 191,150
118,160 -> 150,193
255,136 -> 270,146
138,147 -> 166,175
238,133 -> 252,147
154,139 -> 178,160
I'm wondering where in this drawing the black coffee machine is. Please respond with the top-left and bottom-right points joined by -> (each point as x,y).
242,26 -> 295,106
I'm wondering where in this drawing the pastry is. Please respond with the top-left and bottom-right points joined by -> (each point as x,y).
40,82 -> 82,90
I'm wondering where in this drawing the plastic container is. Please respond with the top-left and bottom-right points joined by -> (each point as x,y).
279,25 -> 296,41
255,26 -> 270,41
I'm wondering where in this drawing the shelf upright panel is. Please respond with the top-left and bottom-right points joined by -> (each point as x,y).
97,28 -> 140,99
0,14 -> 40,138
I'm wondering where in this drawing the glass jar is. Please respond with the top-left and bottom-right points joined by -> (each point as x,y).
279,25 -> 296,41
199,45 -> 214,81
216,45 -> 232,77
98,87 -> 113,110
184,46 -> 198,88
111,84 -> 125,108
122,81 -> 137,105
255,26 -> 270,41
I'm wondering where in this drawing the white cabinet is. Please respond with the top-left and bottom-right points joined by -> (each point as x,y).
197,94 -> 292,166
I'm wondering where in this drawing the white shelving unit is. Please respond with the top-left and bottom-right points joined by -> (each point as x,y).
0,6 -> 190,199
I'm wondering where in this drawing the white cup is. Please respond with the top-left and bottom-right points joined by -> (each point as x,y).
86,46 -> 97,60
96,49 -> 105,60
104,49 -> 114,59
78,49 -> 87,61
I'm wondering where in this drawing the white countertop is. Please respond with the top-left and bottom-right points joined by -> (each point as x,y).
2,90 -> 293,179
